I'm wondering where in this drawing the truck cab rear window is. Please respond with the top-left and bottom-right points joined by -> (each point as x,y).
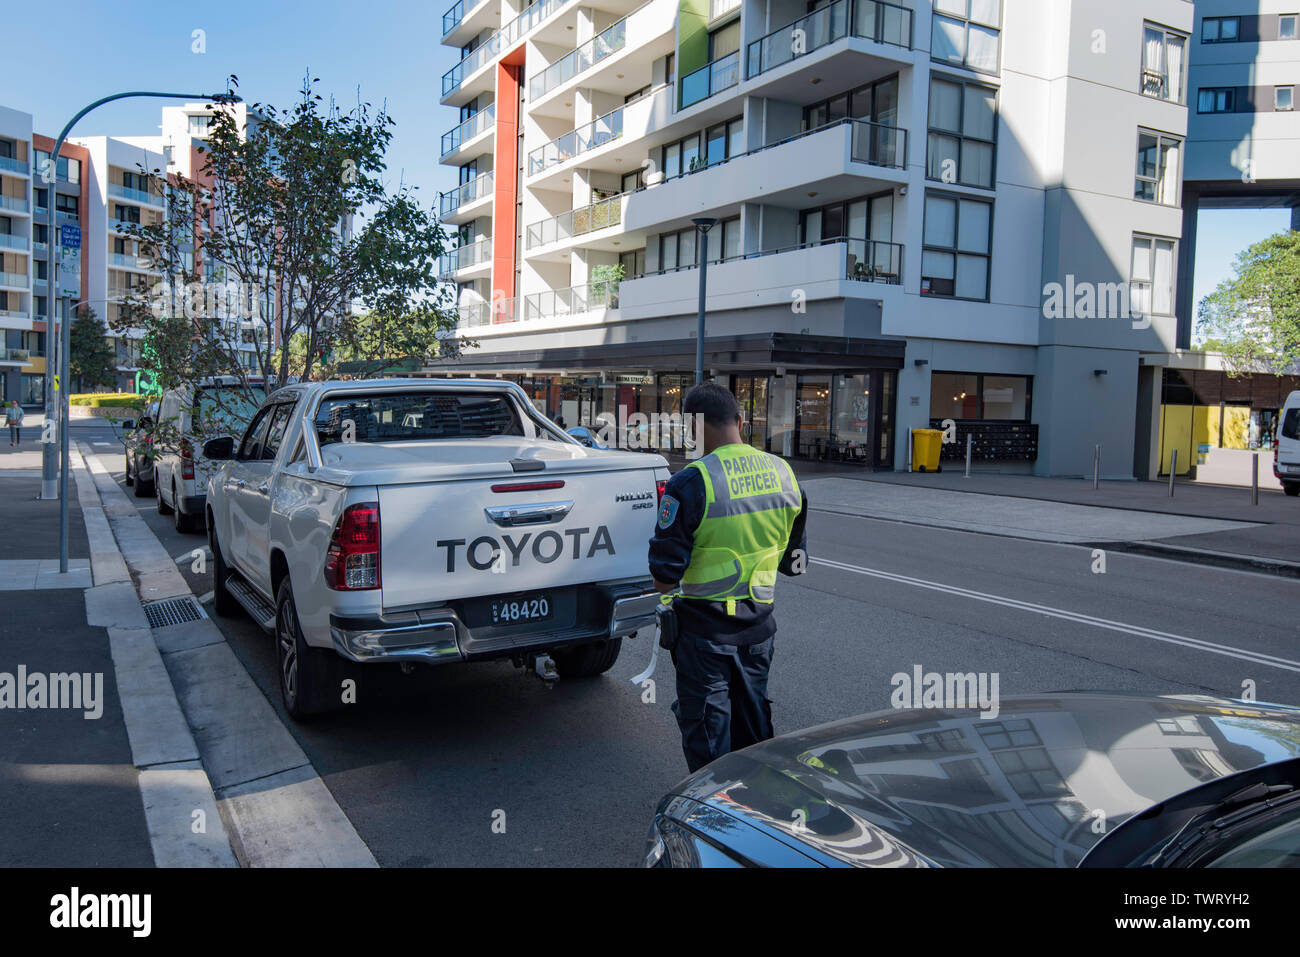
314,392 -> 525,445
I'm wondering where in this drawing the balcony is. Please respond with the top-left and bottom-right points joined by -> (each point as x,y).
442,0 -> 569,98
530,15 -> 628,101
746,0 -> 912,78
5,348 -> 31,363
525,193 -> 623,249
457,297 -> 520,328
108,182 -> 164,206
440,105 -> 495,159
440,171 -> 495,218
442,0 -> 464,36
438,238 -> 492,279
33,242 -> 48,258
0,233 -> 28,251
0,196 -> 30,214
0,156 -> 29,176
528,107 -> 623,176
0,271 -> 29,288
0,309 -> 28,320
523,281 -> 619,321
111,252 -> 155,271
680,51 -> 740,109
625,117 -> 906,233
110,218 -> 141,234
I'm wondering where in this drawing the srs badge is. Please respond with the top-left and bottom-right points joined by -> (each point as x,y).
658,494 -> 679,529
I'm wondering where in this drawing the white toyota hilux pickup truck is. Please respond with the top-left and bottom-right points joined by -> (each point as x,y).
203,378 -> 668,719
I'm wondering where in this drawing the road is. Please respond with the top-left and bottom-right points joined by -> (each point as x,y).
76,419 -> 1300,867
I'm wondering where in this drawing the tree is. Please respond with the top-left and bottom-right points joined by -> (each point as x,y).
1196,230 -> 1300,374
115,73 -> 462,420
69,305 -> 117,392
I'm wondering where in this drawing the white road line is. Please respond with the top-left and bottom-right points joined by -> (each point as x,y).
811,555 -> 1300,674
93,442 -> 112,446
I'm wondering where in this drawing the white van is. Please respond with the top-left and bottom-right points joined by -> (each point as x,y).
154,378 -> 267,532
1275,390 -> 1300,497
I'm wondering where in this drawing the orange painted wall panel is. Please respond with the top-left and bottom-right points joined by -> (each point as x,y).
491,58 -> 522,314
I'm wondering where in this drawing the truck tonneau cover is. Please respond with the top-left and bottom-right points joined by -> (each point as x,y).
309,436 -> 668,487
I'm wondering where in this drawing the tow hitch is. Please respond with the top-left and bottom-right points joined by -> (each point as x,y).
530,652 -> 559,683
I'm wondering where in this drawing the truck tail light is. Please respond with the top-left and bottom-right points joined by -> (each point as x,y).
656,479 -> 667,503
491,480 -> 565,493
324,502 -> 381,590
181,439 -> 194,480
1274,443 -> 1281,479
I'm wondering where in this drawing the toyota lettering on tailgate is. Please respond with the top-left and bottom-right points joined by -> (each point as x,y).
436,525 -> 616,572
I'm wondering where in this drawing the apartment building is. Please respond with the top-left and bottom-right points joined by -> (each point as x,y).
428,0 -> 1220,477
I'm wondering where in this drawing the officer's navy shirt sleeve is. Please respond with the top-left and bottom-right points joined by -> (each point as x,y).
778,489 -> 810,575
647,466 -> 705,586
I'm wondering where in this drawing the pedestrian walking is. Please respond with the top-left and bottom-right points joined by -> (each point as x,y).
5,400 -> 23,446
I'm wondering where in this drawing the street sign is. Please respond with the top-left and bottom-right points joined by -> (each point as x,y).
59,223 -> 81,248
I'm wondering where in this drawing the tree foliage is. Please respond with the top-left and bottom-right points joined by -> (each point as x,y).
1196,231 -> 1300,374
68,305 -> 118,392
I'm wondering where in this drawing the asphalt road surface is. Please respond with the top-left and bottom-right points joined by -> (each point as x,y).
80,420 -> 1300,867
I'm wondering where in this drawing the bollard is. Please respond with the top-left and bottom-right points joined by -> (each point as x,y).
1093,444 -> 1100,490
1169,448 -> 1177,497
1252,451 -> 1259,506
965,433 -> 972,478
906,429 -> 913,473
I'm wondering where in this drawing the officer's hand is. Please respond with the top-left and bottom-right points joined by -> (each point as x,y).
653,578 -> 676,594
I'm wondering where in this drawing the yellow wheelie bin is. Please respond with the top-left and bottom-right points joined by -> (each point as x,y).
911,428 -> 943,472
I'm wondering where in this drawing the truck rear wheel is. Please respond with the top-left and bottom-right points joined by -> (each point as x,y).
275,578 -> 344,720
553,637 -> 622,678
1284,482 -> 1300,497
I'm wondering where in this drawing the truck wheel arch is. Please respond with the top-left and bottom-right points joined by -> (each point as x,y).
270,549 -> 291,602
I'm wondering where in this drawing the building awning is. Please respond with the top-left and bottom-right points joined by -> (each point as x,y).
413,332 -> 906,376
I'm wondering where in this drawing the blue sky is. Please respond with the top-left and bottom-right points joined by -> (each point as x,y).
6,0 -> 1289,324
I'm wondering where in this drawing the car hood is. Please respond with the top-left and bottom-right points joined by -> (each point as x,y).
663,693 -> 1300,867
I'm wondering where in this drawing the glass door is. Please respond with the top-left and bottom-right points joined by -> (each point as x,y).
795,374 -> 832,459
731,375 -> 770,450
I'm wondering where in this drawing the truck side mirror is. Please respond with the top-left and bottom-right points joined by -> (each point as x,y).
203,436 -> 235,460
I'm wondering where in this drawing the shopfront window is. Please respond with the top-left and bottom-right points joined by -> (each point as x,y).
930,371 -> 1030,420
795,375 -> 832,459
832,374 -> 873,463
21,374 -> 44,406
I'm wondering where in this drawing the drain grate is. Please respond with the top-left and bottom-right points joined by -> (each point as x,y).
143,596 -> 204,628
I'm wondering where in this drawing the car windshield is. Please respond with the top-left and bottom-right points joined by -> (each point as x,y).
314,391 -> 525,445
195,386 -> 266,435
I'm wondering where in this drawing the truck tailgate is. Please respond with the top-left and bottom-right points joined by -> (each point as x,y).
378,466 -> 661,609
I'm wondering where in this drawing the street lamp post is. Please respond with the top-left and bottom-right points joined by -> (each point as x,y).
41,90 -> 228,574
692,217 -> 717,387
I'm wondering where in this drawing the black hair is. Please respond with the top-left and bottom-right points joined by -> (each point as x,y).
683,382 -> 740,428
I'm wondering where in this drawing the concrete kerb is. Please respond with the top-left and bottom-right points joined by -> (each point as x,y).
75,442 -> 377,868
71,442 -> 238,867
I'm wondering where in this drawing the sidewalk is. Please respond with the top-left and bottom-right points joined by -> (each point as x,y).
0,439 -> 236,867
786,461 -> 1300,573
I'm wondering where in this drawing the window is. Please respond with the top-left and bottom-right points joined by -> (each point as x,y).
1197,87 -> 1236,113
314,391 -> 524,445
1130,234 -> 1176,317
803,75 -> 899,130
624,84 -> 651,104
619,248 -> 646,279
1282,15 -> 1298,40
55,194 -> 79,218
932,0 -> 1001,74
261,404 -> 293,460
921,192 -> 991,300
238,407 -> 274,460
704,117 -> 744,166
708,20 -> 741,60
1134,130 -> 1181,205
801,193 -> 897,279
930,372 -> 1031,421
1141,23 -> 1187,103
927,76 -> 997,189
661,132 -> 701,178
658,217 -> 739,271
1202,17 -> 1239,43
1277,86 -> 1295,111
187,114 -> 212,134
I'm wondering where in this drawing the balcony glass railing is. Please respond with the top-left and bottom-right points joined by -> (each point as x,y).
440,105 -> 496,157
642,236 -> 903,285
530,14 -> 628,101
438,238 -> 491,277
0,233 -> 28,250
108,182 -> 164,205
442,0 -> 465,35
0,271 -> 30,288
525,193 -> 622,249
0,156 -> 29,176
111,252 -> 155,270
0,196 -> 29,213
849,118 -> 907,169
523,280 -> 619,321
457,297 -> 520,327
440,171 -> 495,217
6,348 -> 31,362
442,0 -> 568,96
110,218 -> 141,233
528,107 -> 623,176
746,0 -> 911,78
680,50 -> 740,108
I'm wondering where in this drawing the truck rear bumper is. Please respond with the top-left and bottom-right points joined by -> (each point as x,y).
329,579 -> 658,665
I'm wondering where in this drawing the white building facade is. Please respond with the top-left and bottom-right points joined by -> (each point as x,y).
430,0 -> 1221,477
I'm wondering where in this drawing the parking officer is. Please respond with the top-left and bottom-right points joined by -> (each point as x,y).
648,382 -> 808,772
